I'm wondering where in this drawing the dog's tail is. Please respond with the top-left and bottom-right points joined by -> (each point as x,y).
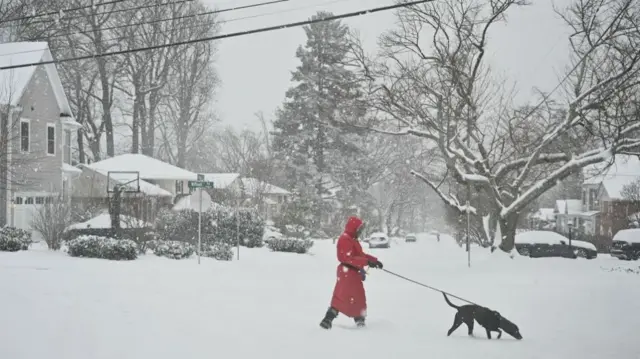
443,293 -> 459,309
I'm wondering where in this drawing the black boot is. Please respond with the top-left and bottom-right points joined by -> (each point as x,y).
319,307 -> 338,329
354,316 -> 366,328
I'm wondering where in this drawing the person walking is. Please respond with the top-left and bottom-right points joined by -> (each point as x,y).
319,216 -> 383,329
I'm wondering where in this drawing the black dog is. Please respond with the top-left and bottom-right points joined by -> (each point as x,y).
443,293 -> 523,340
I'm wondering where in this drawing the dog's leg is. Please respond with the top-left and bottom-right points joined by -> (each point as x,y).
496,329 -> 502,339
447,313 -> 464,336
485,329 -> 492,339
463,317 -> 474,336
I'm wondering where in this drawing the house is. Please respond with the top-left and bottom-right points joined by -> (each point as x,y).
199,173 -> 291,220
583,155 -> 640,238
0,42 -> 83,233
238,177 -> 291,220
529,207 -> 556,229
554,199 -> 600,235
72,153 -> 198,221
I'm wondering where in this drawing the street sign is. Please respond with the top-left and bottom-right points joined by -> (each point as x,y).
188,180 -> 214,189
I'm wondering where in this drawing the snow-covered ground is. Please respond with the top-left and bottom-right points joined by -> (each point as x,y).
1,233 -> 639,359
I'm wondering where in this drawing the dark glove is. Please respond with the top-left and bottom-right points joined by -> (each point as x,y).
368,260 -> 383,269
359,269 -> 367,281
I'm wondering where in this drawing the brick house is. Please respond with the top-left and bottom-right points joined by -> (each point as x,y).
583,155 -> 640,238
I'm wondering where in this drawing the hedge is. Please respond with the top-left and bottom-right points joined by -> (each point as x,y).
0,226 -> 32,252
153,240 -> 194,259
63,227 -> 156,253
67,235 -> 138,260
267,238 -> 314,254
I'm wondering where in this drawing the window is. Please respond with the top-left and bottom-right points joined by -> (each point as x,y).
14,197 -> 23,205
35,197 -> 45,205
20,119 -> 29,152
64,130 -> 71,163
47,124 -> 55,155
25,197 -> 34,204
175,180 -> 184,194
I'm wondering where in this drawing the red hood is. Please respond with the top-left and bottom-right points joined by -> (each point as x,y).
344,216 -> 363,238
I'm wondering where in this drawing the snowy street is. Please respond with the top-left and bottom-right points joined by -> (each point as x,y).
1,234 -> 638,359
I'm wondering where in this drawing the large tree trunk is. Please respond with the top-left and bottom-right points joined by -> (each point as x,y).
498,212 -> 520,252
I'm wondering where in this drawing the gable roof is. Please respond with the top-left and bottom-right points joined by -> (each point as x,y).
583,155 -> 640,200
78,165 -> 173,197
87,153 -> 197,181
240,177 -> 290,196
201,173 -> 240,189
0,42 -> 72,116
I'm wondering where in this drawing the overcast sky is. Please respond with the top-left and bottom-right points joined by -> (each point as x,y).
204,0 -> 574,132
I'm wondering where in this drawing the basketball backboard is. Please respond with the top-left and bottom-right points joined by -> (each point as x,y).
107,171 -> 141,193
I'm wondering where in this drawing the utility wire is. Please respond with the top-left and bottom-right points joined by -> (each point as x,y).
42,0 -> 350,54
28,0 -> 197,25
2,0 -> 130,23
44,0 -> 288,40
0,0 -> 434,70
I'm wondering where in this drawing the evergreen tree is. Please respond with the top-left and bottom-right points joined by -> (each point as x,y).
272,12 -> 364,230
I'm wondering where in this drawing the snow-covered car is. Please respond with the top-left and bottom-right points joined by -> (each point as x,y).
368,232 -> 390,249
405,233 -> 417,242
610,229 -> 640,261
515,231 -> 597,259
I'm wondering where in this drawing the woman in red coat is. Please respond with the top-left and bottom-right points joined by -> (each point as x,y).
319,216 -> 383,329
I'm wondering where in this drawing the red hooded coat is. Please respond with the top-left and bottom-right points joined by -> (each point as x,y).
330,216 -> 378,318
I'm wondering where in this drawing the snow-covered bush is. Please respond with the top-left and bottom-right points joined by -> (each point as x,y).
31,196 -> 72,250
67,235 -> 138,260
202,242 -> 233,261
154,209 -> 197,243
64,228 -> 156,254
267,237 -> 314,254
153,240 -> 194,259
0,226 -> 32,252
155,208 -> 264,248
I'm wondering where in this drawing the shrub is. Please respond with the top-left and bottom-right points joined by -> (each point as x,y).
63,227 -> 156,254
154,208 -> 265,248
267,237 -> 314,254
31,196 -> 72,250
202,242 -> 233,261
153,240 -> 194,259
67,235 -> 137,260
0,226 -> 32,252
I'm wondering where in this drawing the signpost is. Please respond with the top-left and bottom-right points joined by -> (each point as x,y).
188,175 -> 214,264
466,200 -> 471,268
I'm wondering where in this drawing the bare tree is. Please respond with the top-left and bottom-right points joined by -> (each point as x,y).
621,178 -> 640,202
31,195 -> 72,250
156,3 -> 219,167
349,0 -> 640,251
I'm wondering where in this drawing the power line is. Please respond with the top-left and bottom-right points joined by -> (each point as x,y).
28,0 -> 197,26
45,0 -> 288,40
0,0 -> 433,70
2,0 -> 130,23
44,0 -> 350,53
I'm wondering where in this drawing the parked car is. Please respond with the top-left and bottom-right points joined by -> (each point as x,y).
405,233 -> 417,242
515,231 -> 597,259
610,228 -> 640,261
368,232 -> 391,249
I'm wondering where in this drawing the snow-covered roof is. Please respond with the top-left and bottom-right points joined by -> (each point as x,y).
612,228 -> 640,244
62,163 -> 82,174
87,154 -> 197,181
171,191 -> 225,212
0,42 -> 73,116
555,199 -> 582,214
240,177 -> 290,196
66,213 -> 152,230
79,165 -> 173,197
583,155 -> 640,200
201,173 -> 240,189
532,208 -> 555,221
